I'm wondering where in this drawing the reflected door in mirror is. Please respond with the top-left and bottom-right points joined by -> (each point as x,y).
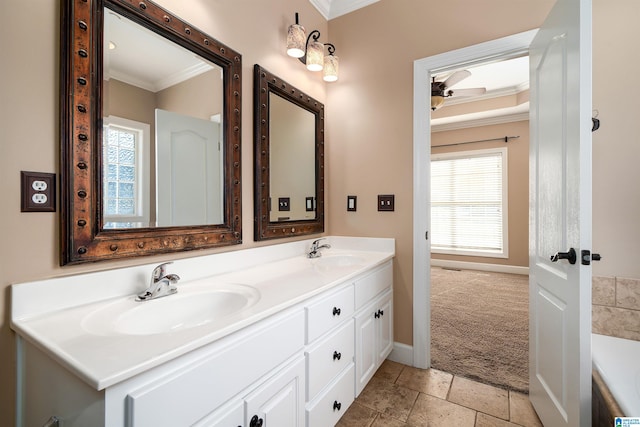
156,109 -> 223,226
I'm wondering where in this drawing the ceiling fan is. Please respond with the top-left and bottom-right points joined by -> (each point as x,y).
431,70 -> 487,111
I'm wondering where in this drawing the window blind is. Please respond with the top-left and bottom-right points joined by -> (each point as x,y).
431,148 -> 507,256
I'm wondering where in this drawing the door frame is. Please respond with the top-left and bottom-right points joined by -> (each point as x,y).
412,30 -> 538,369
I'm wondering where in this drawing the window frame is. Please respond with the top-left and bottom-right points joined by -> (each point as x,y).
102,116 -> 151,228
430,147 -> 509,259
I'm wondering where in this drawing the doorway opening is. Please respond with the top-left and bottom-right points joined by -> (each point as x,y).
411,29 -> 537,371
428,56 -> 531,393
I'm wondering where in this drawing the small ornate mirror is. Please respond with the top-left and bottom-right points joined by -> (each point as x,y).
60,0 -> 242,265
253,65 -> 325,240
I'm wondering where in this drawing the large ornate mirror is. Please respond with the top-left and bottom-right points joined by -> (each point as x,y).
253,65 -> 324,240
60,0 -> 242,265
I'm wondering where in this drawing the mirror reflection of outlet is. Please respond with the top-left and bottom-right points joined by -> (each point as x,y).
278,197 -> 290,212
21,171 -> 56,212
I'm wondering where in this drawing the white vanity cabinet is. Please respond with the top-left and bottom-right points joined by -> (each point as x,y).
191,355 -> 305,427
14,241 -> 395,427
18,307 -> 306,427
304,284 -> 355,427
354,261 -> 394,396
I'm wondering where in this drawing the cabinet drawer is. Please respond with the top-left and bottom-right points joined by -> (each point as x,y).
354,261 -> 392,310
306,364 -> 355,427
306,285 -> 354,343
306,319 -> 354,400
125,309 -> 305,427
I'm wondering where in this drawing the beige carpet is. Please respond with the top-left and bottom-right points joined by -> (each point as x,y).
430,267 -> 529,393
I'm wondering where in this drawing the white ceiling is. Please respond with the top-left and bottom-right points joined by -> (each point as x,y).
431,56 -> 530,128
438,56 -> 529,100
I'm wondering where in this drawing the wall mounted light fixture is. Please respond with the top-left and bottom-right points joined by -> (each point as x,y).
287,13 -> 339,82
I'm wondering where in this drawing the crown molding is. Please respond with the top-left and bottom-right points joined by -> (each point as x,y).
431,111 -> 529,133
309,0 -> 380,20
309,0 -> 331,19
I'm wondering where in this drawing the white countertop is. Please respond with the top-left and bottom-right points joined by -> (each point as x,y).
11,236 -> 394,390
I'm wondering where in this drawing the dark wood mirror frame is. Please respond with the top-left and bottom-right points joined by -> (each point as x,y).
60,0 -> 242,265
253,65 -> 324,241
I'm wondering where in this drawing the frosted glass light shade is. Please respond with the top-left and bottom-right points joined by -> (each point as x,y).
323,55 -> 339,82
306,41 -> 324,72
287,24 -> 306,58
431,96 -> 445,111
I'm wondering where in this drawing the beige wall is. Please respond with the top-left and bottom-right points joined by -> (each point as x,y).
2,0 -> 639,422
326,0 -> 555,346
0,0 -> 327,423
431,120 -> 530,267
156,69 -> 223,120
591,0 -> 640,279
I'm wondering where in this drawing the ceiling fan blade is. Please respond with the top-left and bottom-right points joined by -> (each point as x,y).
449,87 -> 486,97
443,70 -> 471,88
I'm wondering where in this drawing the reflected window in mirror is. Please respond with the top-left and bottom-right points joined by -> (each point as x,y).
102,116 -> 150,229
254,65 -> 324,241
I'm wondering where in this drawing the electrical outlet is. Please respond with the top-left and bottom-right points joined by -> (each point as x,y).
378,194 -> 395,211
32,180 -> 48,191
21,171 -> 56,212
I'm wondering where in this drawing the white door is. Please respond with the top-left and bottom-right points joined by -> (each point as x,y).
528,0 -> 592,425
155,109 -> 222,227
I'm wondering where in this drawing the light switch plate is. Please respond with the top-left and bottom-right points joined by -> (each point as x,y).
21,171 -> 56,212
347,195 -> 357,212
378,194 -> 394,212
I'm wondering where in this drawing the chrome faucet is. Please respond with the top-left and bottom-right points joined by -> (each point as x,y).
308,238 -> 331,258
136,262 -> 181,301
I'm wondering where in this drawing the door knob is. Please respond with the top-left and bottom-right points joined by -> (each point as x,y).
581,249 -> 602,265
550,248 -> 577,264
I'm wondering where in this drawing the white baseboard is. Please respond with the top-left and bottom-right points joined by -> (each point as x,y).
387,342 -> 413,366
431,259 -> 529,275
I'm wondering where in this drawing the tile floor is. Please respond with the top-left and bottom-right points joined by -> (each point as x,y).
337,360 -> 543,427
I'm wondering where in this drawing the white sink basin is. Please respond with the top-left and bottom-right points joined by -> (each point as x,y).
82,284 -> 260,335
310,254 -> 366,269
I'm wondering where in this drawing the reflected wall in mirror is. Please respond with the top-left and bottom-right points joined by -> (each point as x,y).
254,65 -> 324,241
60,0 -> 242,265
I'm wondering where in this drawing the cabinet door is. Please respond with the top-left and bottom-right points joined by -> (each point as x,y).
354,305 -> 377,396
245,356 -> 305,427
377,291 -> 393,362
193,400 -> 243,427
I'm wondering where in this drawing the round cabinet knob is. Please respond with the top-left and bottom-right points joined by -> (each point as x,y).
333,400 -> 342,411
332,307 -> 341,316
250,415 -> 264,427
333,351 -> 342,361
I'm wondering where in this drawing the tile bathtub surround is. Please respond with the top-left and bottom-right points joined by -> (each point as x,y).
592,276 -> 640,341
337,360 -> 542,427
